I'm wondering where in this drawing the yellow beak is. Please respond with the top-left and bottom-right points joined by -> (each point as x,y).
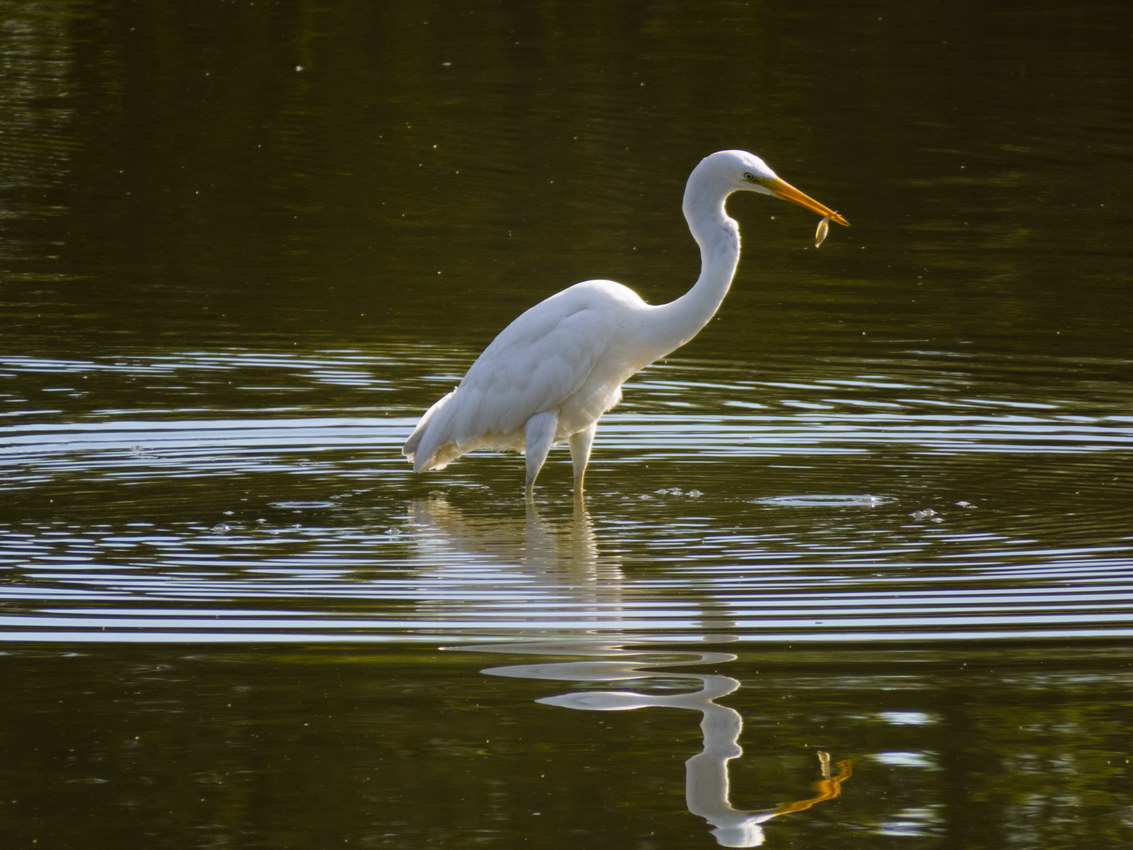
769,177 -> 849,226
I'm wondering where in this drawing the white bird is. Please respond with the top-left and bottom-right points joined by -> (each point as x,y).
403,150 -> 848,496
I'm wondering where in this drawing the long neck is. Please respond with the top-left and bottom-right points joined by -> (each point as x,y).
645,179 -> 741,359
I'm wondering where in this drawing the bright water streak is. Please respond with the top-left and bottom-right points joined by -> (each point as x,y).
2,346 -> 1131,645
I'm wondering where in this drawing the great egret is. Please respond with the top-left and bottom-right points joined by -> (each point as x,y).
403,150 -> 848,495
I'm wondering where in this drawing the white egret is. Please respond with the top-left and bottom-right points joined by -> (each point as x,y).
403,150 -> 848,495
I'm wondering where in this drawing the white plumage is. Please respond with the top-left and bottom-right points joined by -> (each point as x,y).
403,149 -> 848,495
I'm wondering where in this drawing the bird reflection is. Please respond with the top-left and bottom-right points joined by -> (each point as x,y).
475,640 -> 851,847
409,496 -> 620,581
407,497 -> 628,631
419,502 -> 850,844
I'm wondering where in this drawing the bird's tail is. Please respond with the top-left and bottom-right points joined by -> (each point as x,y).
402,390 -> 457,471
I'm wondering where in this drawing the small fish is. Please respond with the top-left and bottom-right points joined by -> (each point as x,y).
814,215 -> 831,248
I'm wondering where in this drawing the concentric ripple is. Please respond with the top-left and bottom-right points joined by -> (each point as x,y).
0,347 -> 1130,643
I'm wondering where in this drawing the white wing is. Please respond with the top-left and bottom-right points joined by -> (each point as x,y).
404,280 -> 644,471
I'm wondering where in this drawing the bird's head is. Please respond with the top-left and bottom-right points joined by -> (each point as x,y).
699,149 -> 849,227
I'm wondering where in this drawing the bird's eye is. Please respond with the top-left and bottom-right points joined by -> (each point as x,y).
743,172 -> 755,182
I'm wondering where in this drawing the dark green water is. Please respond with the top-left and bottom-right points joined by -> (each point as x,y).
2,1 -> 1132,847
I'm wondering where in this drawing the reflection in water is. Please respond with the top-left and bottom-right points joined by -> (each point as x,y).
474,640 -> 850,847
410,497 -> 620,583
408,497 -> 629,631
427,502 -> 854,845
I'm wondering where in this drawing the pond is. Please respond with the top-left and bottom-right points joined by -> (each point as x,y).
2,2 -> 1132,847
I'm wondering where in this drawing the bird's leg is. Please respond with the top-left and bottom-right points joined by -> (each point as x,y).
523,411 -> 558,496
569,423 -> 597,495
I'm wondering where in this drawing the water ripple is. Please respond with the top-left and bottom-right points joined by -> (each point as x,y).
1,347 -> 1130,644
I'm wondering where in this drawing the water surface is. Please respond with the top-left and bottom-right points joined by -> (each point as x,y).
2,2 -> 1132,848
